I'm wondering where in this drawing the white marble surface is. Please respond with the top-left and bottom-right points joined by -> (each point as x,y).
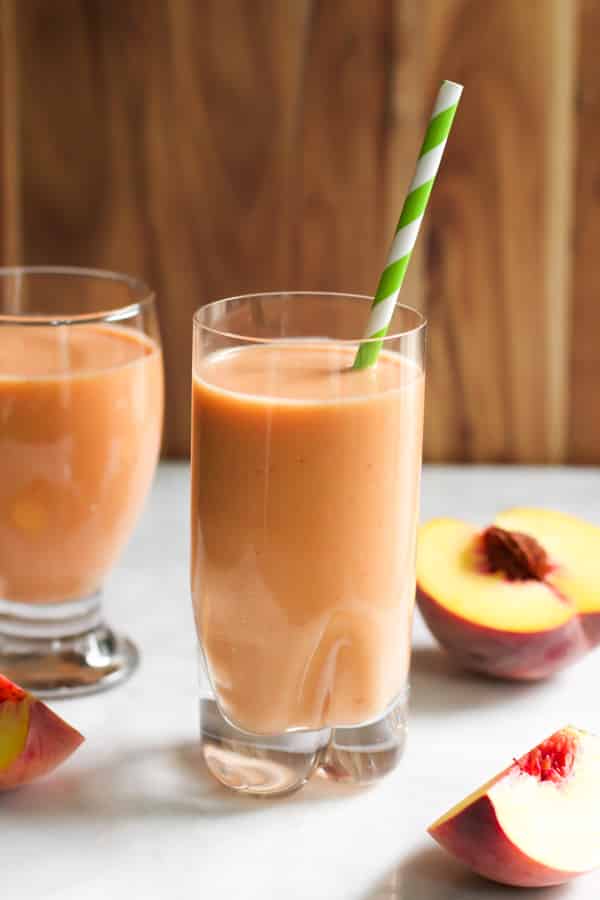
3,463 -> 600,900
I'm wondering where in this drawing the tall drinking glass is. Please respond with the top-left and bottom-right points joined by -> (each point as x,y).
0,267 -> 163,696
192,293 -> 425,795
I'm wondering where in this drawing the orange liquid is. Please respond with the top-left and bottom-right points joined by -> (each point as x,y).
192,343 -> 424,734
0,324 -> 163,603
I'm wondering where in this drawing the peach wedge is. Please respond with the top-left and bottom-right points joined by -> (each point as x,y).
417,508 -> 600,679
429,726 -> 600,887
0,673 -> 83,790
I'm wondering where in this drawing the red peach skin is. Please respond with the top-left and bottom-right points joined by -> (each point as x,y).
417,587 -> 589,680
0,700 -> 84,790
0,674 -> 84,790
580,612 -> 600,648
431,794 -> 576,888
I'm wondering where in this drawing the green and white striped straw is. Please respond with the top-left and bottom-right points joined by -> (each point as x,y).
353,79 -> 463,369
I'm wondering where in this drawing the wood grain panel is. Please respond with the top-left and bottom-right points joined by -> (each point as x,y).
422,0 -> 576,462
0,0 -> 20,263
11,0 -> 426,456
569,0 -> 600,462
0,1 -> 591,462
14,0 -> 311,455
292,0 -> 424,309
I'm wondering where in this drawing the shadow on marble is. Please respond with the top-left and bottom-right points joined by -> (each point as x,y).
409,646 -> 544,717
0,741 -> 252,822
364,845 -> 577,899
177,740 -> 363,809
0,739 -> 363,824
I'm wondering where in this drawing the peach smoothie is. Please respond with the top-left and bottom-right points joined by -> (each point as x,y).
192,342 -> 424,734
0,324 -> 163,603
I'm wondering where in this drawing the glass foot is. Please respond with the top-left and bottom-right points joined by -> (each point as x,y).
199,699 -> 331,797
319,690 -> 408,785
0,625 -> 139,698
0,595 -> 138,698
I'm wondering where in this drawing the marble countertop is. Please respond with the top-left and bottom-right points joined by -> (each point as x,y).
4,463 -> 600,900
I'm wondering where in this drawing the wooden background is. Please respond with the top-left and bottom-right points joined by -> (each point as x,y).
0,0 -> 597,462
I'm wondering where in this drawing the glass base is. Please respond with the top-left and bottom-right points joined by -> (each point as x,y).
0,594 -> 139,698
200,699 -> 330,796
199,690 -> 408,797
319,688 -> 408,784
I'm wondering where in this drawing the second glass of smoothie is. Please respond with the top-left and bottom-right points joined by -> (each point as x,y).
0,267 -> 164,696
191,293 -> 425,795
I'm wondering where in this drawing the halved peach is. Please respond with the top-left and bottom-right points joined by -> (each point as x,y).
0,673 -> 84,790
416,509 -> 600,679
429,726 -> 600,887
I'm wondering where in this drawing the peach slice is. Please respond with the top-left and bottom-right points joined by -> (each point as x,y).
429,726 -> 600,887
0,673 -> 84,790
416,509 -> 600,679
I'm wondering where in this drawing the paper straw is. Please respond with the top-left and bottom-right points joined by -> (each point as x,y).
353,80 -> 463,369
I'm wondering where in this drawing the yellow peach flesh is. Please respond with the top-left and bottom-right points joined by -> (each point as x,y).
0,696 -> 30,769
495,509 -> 600,616
417,518 -> 574,633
